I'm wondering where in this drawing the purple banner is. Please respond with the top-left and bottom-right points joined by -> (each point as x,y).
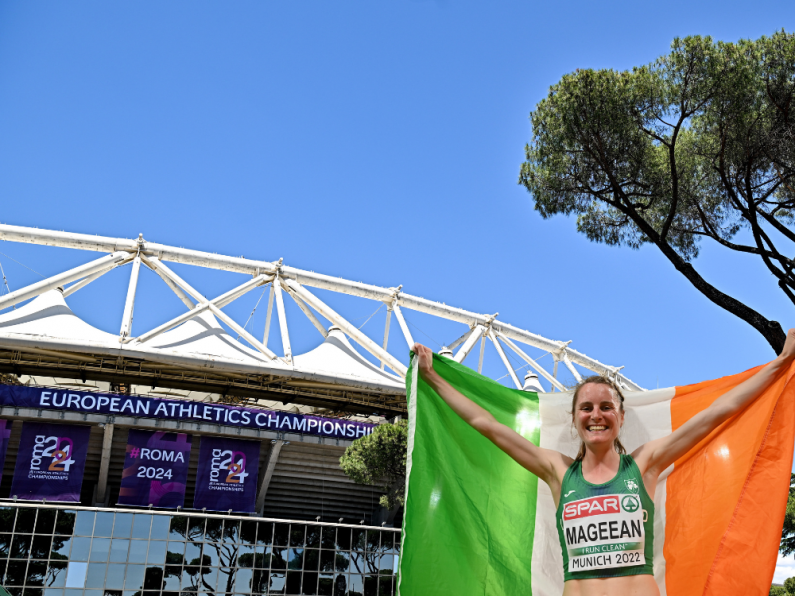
0,384 -> 375,440
0,420 -> 12,485
118,429 -> 192,508
193,436 -> 260,513
10,422 -> 90,502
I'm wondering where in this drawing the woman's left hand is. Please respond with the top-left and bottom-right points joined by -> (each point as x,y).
780,328 -> 795,363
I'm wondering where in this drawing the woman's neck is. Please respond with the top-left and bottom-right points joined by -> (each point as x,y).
580,446 -> 621,483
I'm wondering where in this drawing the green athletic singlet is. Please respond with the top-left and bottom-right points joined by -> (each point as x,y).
556,454 -> 654,581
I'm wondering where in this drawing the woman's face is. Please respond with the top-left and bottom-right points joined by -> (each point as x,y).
574,383 -> 624,449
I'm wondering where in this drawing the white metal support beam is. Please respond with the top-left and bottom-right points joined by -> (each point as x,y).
0,251 -> 131,311
285,279 -> 408,376
562,352 -> 583,383
119,256 -> 142,339
95,423 -> 114,505
497,333 -> 567,392
284,285 -> 328,339
256,440 -> 284,515
142,257 -> 195,309
477,335 -> 486,373
392,303 -> 414,349
454,325 -> 484,364
63,262 -> 127,298
274,277 -> 292,363
380,306 -> 392,370
488,329 -> 522,389
263,282 -> 275,346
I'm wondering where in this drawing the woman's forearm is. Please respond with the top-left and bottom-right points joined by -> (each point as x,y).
421,369 -> 496,432
711,354 -> 793,420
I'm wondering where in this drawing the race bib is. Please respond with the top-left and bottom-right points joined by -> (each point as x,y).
561,494 -> 645,573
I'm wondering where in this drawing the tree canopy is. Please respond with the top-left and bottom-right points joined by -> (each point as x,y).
340,419 -> 407,510
520,31 -> 795,353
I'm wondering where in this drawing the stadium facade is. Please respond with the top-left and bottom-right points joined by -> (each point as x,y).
0,224 -> 639,595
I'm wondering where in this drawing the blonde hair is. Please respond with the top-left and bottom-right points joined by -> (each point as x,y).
571,375 -> 626,462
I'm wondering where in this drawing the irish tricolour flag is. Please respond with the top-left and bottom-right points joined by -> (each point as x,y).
398,353 -> 795,595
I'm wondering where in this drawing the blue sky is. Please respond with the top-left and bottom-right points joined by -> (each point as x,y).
0,0 -> 794,582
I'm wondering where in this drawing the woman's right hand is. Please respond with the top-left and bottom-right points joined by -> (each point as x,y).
412,343 -> 436,379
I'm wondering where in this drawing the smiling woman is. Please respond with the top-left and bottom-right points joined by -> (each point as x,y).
412,333 -> 795,596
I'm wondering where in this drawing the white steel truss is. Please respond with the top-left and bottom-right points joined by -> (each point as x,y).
0,224 -> 643,401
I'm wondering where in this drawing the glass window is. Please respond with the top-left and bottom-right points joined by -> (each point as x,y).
130,515 -> 151,540
28,559 -> 48,585
51,535 -> 71,561
317,573 -> 333,596
146,540 -> 167,564
378,554 -> 394,573
93,512 -> 115,537
237,544 -> 255,568
54,511 -> 76,536
302,571 -> 318,596
335,551 -> 349,573
269,572 -> 285,594
306,525 -> 321,548
255,546 -> 271,570
35,509 -> 56,534
349,551 -> 364,574
168,517 -> 187,541
303,549 -> 320,572
109,539 -> 130,563
381,532 -> 394,552
43,589 -> 64,596
149,515 -> 170,540
0,533 -> 11,558
123,565 -> 145,590
127,540 -> 148,564
89,538 -> 111,562
256,522 -> 273,546
351,529 -> 365,552
332,574 -> 347,595
45,560 -> 68,588
366,530 -> 380,553
319,550 -> 335,573
166,542 -> 185,566
378,575 -> 395,596
348,574 -> 364,594
162,566 -> 182,590
142,566 -> 164,590
69,537 -> 91,562
240,520 -> 257,545
10,534 -> 31,559
204,518 -> 223,542
112,514 -> 133,538
271,547 -> 287,570
287,548 -> 304,570
286,570 -> 302,594
4,559 -> 27,584
105,563 -> 127,589
64,561 -> 88,588
222,520 -> 239,543
74,512 -> 95,537
336,527 -> 351,551
183,541 -> 202,566
198,566 -> 218,589
200,543 -> 220,567
215,567 -> 234,592
273,523 -> 289,547
233,567 -> 253,592
364,574 -> 379,596
85,562 -> 107,588
31,535 -> 52,559
290,524 -> 306,547
320,527 -> 335,550
186,517 -> 204,541
14,508 -> 35,534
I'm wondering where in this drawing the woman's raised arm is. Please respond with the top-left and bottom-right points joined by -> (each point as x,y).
635,329 -> 795,477
413,344 -> 568,489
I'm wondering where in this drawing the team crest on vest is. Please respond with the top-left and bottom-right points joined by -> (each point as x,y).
624,479 -> 639,493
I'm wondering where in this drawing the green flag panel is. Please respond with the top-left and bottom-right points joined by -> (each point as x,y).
399,354 -> 541,596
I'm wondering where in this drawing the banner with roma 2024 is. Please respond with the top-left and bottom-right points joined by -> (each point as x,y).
118,429 -> 193,508
10,422 -> 91,502
193,436 -> 260,513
